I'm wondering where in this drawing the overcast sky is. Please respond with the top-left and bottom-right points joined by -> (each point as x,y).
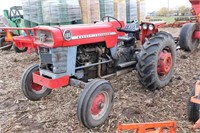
146,0 -> 191,12
0,0 -> 22,15
0,0 -> 192,15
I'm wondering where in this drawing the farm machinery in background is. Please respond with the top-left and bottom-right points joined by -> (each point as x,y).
9,16 -> 175,128
179,0 -> 200,52
0,6 -> 28,52
185,0 -> 200,131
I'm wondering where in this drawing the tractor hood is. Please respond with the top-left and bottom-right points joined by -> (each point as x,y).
34,21 -> 125,48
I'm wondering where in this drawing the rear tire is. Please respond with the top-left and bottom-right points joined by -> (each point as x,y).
77,79 -> 114,128
179,23 -> 199,52
137,32 -> 176,91
21,64 -> 52,101
156,31 -> 173,40
0,37 -> 12,50
187,88 -> 200,123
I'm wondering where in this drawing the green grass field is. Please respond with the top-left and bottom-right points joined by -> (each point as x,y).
150,16 -> 175,23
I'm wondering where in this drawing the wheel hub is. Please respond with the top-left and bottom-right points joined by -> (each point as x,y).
91,93 -> 105,115
32,80 -> 42,91
157,50 -> 172,76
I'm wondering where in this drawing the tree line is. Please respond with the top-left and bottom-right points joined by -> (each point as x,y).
157,6 -> 191,16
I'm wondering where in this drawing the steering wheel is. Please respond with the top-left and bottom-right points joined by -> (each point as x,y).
101,16 -> 123,30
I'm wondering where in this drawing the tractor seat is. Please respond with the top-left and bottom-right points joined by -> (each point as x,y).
117,23 -> 140,33
118,36 -> 135,43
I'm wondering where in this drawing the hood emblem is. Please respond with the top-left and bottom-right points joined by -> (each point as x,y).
63,30 -> 72,41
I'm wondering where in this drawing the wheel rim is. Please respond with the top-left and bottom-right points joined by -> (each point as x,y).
31,80 -> 47,95
157,49 -> 173,78
192,31 -> 198,45
91,91 -> 110,120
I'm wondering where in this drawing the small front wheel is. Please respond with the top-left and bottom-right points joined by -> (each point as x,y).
21,64 -> 52,101
77,79 -> 114,128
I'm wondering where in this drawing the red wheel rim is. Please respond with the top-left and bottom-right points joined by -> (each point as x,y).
157,50 -> 173,77
91,93 -> 105,116
31,80 -> 42,92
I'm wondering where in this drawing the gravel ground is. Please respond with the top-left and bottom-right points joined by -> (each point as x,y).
0,28 -> 200,133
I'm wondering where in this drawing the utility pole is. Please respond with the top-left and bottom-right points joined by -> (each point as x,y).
168,0 -> 170,16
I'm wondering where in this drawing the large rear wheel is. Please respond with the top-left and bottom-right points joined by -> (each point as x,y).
137,32 -> 176,91
77,79 -> 114,128
21,64 -> 52,101
179,23 -> 199,52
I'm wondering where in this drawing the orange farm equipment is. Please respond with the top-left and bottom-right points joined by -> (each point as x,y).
116,121 -> 176,133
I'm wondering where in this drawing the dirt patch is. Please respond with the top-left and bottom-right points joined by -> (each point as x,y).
0,28 -> 199,133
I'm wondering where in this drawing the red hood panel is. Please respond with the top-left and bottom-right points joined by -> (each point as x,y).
34,21 -> 125,48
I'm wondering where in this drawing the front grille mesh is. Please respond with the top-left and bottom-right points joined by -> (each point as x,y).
40,47 -> 68,74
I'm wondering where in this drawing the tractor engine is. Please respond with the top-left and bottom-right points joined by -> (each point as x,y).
75,41 -> 136,82
75,44 -> 100,81
112,41 -> 136,65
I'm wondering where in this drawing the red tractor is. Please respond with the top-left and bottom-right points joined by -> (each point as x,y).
20,16 -> 176,128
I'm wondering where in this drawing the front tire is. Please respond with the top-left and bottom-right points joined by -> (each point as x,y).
137,32 -> 176,91
21,64 -> 52,101
179,23 -> 199,52
77,79 -> 114,128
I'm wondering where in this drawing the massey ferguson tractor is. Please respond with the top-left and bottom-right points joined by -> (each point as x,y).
19,16 -> 176,128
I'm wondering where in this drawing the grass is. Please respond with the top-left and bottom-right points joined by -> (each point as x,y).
149,16 -> 175,24
148,16 -> 194,24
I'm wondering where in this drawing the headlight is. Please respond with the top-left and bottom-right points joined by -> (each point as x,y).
142,24 -> 148,30
149,24 -> 154,30
36,30 -> 53,44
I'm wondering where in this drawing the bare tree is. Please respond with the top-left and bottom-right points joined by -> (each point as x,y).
157,7 -> 169,16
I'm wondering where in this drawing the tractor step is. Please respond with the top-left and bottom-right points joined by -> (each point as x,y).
118,61 -> 136,68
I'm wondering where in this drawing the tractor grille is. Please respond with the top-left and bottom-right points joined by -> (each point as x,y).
39,47 -> 68,74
